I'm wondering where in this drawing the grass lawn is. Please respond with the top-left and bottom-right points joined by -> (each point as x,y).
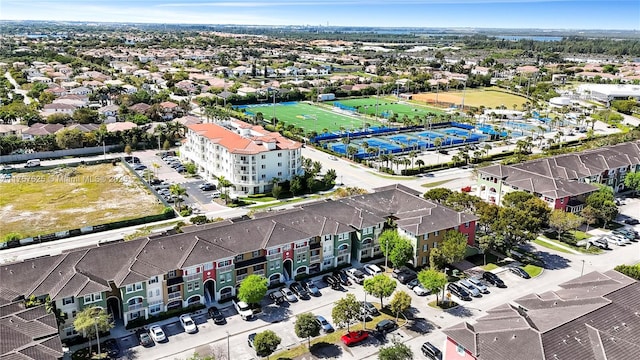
523,264 -> 543,278
482,263 -> 498,271
0,164 -> 165,239
236,102 -> 383,133
428,300 -> 459,310
272,304 -> 406,360
421,179 -> 452,188
413,87 -> 528,109
540,236 -> 602,254
337,97 -> 445,118
368,172 -> 416,180
533,239 -> 573,254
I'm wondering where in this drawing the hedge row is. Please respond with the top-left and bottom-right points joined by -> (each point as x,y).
125,303 -> 206,329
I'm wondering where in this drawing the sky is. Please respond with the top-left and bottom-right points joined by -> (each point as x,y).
1,0 -> 639,30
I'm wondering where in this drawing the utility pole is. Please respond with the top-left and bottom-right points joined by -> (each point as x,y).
94,321 -> 101,358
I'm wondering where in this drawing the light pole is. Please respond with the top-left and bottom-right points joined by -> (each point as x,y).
362,292 -> 367,330
226,331 -> 230,360
581,260 -> 585,276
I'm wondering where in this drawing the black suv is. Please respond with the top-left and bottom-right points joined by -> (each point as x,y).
208,306 -> 226,324
361,301 -> 380,317
323,275 -> 341,290
447,283 -> 472,301
269,291 -> 285,304
482,272 -> 507,288
421,342 -> 443,360
333,270 -> 352,286
394,268 -> 417,284
375,319 -> 397,333
290,282 -> 310,300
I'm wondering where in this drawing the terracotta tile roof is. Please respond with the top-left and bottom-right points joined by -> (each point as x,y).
187,121 -> 301,154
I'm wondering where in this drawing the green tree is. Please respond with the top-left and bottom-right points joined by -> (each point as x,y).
72,107 -> 99,124
379,229 -> 400,269
586,187 -> 618,228
624,171 -> 640,195
429,247 -> 445,270
124,144 -> 132,155
423,188 -> 453,204
549,210 -> 583,240
363,274 -> 397,308
580,205 -> 599,231
294,312 -> 321,349
417,269 -> 447,305
169,184 -> 187,211
253,330 -> 281,358
238,274 -> 268,304
290,176 -> 303,196
440,230 -> 468,264
388,290 -> 411,322
73,307 -> 114,357
389,236 -> 414,269
162,139 -> 172,150
378,341 -> 413,360
477,235 -> 494,266
331,293 -> 361,332
55,128 -> 84,149
271,183 -> 282,199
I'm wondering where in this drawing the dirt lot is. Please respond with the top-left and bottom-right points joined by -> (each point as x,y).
0,163 -> 165,239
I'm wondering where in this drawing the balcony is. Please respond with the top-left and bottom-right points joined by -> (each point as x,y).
168,292 -> 181,301
167,276 -> 184,286
184,274 -> 200,282
310,255 -> 321,263
294,246 -> 309,253
217,265 -> 234,273
267,253 -> 281,261
128,302 -> 145,311
310,241 -> 321,250
236,274 -> 248,282
338,249 -> 350,256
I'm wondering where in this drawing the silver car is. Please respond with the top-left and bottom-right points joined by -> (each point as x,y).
315,315 -> 334,333
280,287 -> 298,302
467,277 -> 489,294
458,279 -> 481,297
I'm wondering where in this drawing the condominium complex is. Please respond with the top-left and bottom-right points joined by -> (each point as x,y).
477,141 -> 640,212
180,120 -> 303,195
0,185 -> 476,340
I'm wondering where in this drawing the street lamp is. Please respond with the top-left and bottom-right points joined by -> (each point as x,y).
94,321 -> 101,358
226,330 -> 230,360
362,292 -> 367,330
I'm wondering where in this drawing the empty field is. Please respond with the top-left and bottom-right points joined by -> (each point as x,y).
337,97 -> 445,118
238,102 -> 383,133
0,164 -> 165,239
413,87 -> 528,109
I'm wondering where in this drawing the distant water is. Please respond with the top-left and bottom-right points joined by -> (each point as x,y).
495,35 -> 563,42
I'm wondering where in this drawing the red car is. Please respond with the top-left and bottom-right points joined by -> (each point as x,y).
341,330 -> 369,346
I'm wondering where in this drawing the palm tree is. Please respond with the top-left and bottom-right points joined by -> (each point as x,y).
169,184 -> 187,211
347,145 -> 358,160
217,176 -> 233,204
416,159 -> 425,168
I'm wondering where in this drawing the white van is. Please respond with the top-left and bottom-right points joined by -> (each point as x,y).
25,159 -> 41,168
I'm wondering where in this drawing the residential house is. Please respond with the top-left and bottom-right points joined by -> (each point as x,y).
106,122 -> 137,132
98,104 -> 120,123
0,124 -> 28,137
40,103 -> 77,118
443,270 -> 640,360
129,103 -> 151,114
159,101 -> 179,120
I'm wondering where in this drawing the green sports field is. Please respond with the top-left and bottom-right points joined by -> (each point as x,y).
336,97 -> 445,119
238,102 -> 383,133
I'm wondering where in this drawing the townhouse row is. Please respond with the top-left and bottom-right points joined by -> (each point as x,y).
477,140 -> 640,212
1,185 -> 476,340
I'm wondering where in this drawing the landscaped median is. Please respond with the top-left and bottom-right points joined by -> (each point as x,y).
272,305 -> 406,360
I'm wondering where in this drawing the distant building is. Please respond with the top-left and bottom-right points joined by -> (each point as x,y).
577,84 -> 640,106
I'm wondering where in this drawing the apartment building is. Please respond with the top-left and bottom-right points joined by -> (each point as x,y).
181,120 -> 303,195
477,141 -> 640,212
0,185 -> 475,341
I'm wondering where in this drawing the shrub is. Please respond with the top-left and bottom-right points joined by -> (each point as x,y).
125,304 -> 205,329
614,264 -> 640,280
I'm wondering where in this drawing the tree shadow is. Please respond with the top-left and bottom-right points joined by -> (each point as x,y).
446,306 -> 475,318
405,317 -> 440,334
310,342 -> 343,358
260,304 -> 293,323
536,250 -> 571,270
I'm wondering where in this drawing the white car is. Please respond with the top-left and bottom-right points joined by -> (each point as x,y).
458,279 -> 482,297
233,299 -> 254,320
467,277 -> 490,294
607,235 -> 627,246
179,314 -> 197,333
149,325 -> 166,343
363,264 -> 383,276
413,284 -> 430,296
280,287 -> 298,302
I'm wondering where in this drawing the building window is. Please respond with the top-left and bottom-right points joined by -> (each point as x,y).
423,244 -> 428,252
433,242 -> 438,248
434,230 -> 439,236
362,227 -> 373,235
456,344 -> 465,355
268,248 -> 280,255
261,164 -> 266,169
235,254 -> 244,262
167,270 -> 177,278
278,153 -> 282,157
296,252 -> 307,263
252,250 -> 262,258
204,263 -> 213,271
253,264 -> 265,271
62,297 -> 74,305
278,172 -> 282,176
295,241 -> 308,249
261,155 -> 266,159
148,276 -> 158,284
218,259 -> 232,268
149,304 -> 162,314
126,283 -> 143,294
465,222 -> 470,228
220,272 -> 232,284
156,289 -> 160,297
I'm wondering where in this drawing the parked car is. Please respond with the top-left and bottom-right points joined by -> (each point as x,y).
413,283 -> 430,296
179,314 -> 198,333
210,190 -> 222,198
447,283 -> 472,301
304,280 -> 321,296
394,267 -> 417,284
363,264 -> 383,276
623,218 -> 639,225
375,319 -> 397,333
149,325 -> 166,343
421,342 -> 443,360
458,279 -> 482,297
133,164 -> 147,171
208,306 -> 226,324
361,301 -> 380,317
346,268 -> 366,284
606,235 -> 626,246
329,155 -> 338,161
590,237 -> 610,250
509,267 -> 531,279
138,330 -> 153,347
269,291 -> 286,304
233,299 -> 254,320
333,270 -> 352,286
247,332 -> 256,348
280,287 -> 298,302
467,277 -> 489,294
290,282 -> 310,300
482,272 -> 506,288
341,330 -> 369,346
406,278 -> 420,289
175,166 -> 187,173
199,182 -> 216,191
613,229 -> 637,241
316,315 -> 334,333
323,275 -> 342,290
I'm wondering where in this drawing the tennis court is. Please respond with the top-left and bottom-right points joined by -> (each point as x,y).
235,102 -> 383,133
335,98 -> 444,119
